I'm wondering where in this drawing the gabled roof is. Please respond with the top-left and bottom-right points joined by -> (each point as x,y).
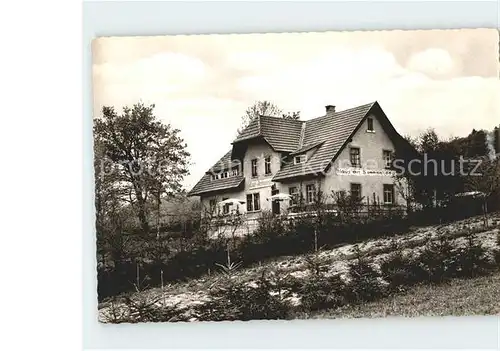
188,174 -> 244,197
187,150 -> 245,196
273,102 -> 376,181
210,150 -> 241,172
188,150 -> 245,196
188,101 -> 407,196
233,115 -> 303,152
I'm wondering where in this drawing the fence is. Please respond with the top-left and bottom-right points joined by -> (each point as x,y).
203,202 -> 408,239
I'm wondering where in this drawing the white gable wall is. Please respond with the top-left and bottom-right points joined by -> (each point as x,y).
201,140 -> 283,218
321,114 -> 406,205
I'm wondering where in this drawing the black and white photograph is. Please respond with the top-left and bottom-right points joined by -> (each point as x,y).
92,28 -> 500,323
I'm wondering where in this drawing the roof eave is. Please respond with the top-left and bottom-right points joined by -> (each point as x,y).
231,135 -> 261,144
272,171 -> 325,182
231,135 -> 278,152
187,178 -> 245,197
289,141 -> 325,156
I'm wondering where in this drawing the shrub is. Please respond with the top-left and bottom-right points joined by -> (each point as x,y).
101,294 -> 189,323
492,232 -> 500,267
453,233 -> 495,278
254,211 -> 287,240
416,236 -> 458,283
194,270 -> 293,321
332,190 -> 364,220
344,246 -> 386,303
296,252 -> 346,311
380,244 -> 424,292
299,274 -> 346,311
494,249 -> 500,267
303,252 -> 329,277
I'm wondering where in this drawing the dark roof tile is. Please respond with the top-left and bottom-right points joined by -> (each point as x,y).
273,102 -> 375,180
188,173 -> 244,196
187,150 -> 244,196
233,115 -> 303,152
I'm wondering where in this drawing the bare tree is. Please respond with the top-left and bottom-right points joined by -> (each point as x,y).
332,190 -> 364,221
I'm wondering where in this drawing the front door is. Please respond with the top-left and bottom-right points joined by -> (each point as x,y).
271,189 -> 280,215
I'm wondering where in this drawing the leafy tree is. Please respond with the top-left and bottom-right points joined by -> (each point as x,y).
465,157 -> 500,227
94,139 -> 118,232
94,138 -> 135,267
238,100 -> 300,134
418,128 -> 440,154
395,129 -> 465,210
94,102 -> 190,235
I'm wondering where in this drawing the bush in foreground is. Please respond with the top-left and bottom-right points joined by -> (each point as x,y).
453,233 -> 495,278
344,246 -> 386,303
380,245 -> 424,292
299,274 -> 346,311
194,270 -> 293,321
416,236 -> 458,283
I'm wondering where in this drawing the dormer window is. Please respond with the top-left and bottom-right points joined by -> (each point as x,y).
211,168 -> 239,181
367,117 -> 374,132
294,154 -> 307,164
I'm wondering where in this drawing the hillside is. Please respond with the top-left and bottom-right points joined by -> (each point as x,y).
307,270 -> 500,318
98,212 -> 500,322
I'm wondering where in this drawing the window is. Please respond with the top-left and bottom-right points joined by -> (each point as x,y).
383,150 -> 393,169
350,147 -> 361,167
220,171 -> 228,179
209,199 -> 216,213
294,154 -> 307,164
211,174 -> 219,180
289,186 -> 299,206
306,184 -> 316,204
246,193 -> 261,212
251,159 -> 258,177
367,117 -> 374,132
264,156 -> 272,175
383,184 -> 395,204
222,197 -> 230,214
350,183 -> 362,200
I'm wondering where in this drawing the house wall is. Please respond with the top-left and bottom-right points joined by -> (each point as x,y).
201,140 -> 283,219
200,189 -> 243,214
278,178 -> 322,209
322,113 -> 406,205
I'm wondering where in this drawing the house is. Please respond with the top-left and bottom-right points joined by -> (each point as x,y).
188,101 -> 413,229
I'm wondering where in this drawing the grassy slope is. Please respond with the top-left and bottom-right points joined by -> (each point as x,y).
144,214 -> 500,299
99,212 -> 500,320
308,271 -> 500,319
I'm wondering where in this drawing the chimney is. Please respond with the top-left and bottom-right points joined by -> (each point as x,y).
325,105 -> 336,118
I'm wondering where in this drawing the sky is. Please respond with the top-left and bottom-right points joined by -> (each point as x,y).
92,29 -> 500,190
